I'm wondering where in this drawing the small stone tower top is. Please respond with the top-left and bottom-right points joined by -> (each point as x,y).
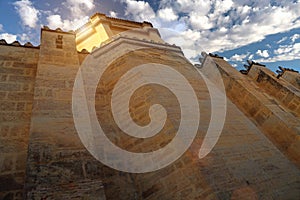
75,13 -> 161,52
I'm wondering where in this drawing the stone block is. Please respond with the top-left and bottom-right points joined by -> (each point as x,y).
1,156 -> 14,172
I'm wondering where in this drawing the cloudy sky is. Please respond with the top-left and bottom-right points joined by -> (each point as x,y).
0,0 -> 299,72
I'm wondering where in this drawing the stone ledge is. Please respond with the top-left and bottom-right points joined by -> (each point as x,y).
201,55 -> 300,168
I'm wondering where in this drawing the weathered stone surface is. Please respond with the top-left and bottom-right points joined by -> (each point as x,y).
247,65 -> 300,117
0,45 -> 38,199
0,13 -> 299,200
201,55 -> 300,168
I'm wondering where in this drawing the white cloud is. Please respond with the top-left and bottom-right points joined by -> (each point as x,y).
46,0 -> 95,31
166,1 -> 299,60
0,33 -> 17,43
158,7 -> 178,22
64,0 -> 95,18
47,14 -> 89,31
214,0 -> 234,14
248,54 -> 254,60
47,15 -> 62,29
109,11 -> 118,18
78,0 -> 300,63
189,13 -> 214,30
256,50 -> 269,58
230,53 -> 248,61
0,24 -> 3,32
176,0 -> 212,15
274,45 -> 293,55
257,43 -> 300,62
13,0 -> 40,28
124,0 -> 156,22
18,33 -> 30,44
277,36 -> 287,44
291,34 -> 300,42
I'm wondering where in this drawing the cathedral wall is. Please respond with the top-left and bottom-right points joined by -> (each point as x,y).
282,71 -> 300,90
24,29 -> 106,199
247,65 -> 300,117
67,43 -> 299,199
202,56 -> 300,168
0,44 -> 39,199
0,22 -> 299,199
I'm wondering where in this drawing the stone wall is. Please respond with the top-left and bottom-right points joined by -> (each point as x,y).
282,70 -> 300,90
247,65 -> 300,117
23,29 -> 106,199
0,27 -> 299,200
0,44 -> 39,199
201,55 -> 300,168
68,37 -> 300,199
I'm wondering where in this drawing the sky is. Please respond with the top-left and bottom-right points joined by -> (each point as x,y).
0,0 -> 299,72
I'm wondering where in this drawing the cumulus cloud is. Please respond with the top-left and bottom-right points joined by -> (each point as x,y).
109,11 -> 118,18
176,0 -> 212,15
18,33 -> 30,43
230,53 -> 249,61
257,43 -> 300,62
46,0 -> 95,31
64,0 -> 95,18
0,33 -> 17,43
47,14 -> 89,30
158,7 -> 178,22
256,50 -> 269,58
124,0 -> 156,22
248,54 -> 254,60
189,13 -> 213,30
47,15 -> 63,29
121,0 -> 300,61
274,45 -> 293,55
13,0 -> 40,28
291,34 -> 300,43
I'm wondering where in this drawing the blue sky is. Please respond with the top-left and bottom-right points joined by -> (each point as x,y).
0,0 -> 299,72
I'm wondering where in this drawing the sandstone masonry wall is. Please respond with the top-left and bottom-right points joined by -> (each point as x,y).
0,44 -> 39,199
0,27 -> 299,200
282,70 -> 300,90
201,56 -> 300,168
247,65 -> 300,117
24,29 -> 106,199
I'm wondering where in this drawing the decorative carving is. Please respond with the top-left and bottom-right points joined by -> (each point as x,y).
80,49 -> 89,53
0,39 -> 7,44
240,60 -> 265,75
56,35 -> 63,49
24,42 -> 33,47
11,41 -> 21,46
208,53 -> 224,59
276,66 -> 299,78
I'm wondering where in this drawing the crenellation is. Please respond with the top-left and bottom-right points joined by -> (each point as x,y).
0,13 -> 299,200
246,64 -> 300,117
280,69 -> 300,90
0,39 -> 38,199
202,54 -> 300,168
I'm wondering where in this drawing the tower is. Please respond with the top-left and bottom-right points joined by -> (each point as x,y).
0,13 -> 299,199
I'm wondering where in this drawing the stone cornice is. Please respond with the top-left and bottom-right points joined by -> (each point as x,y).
91,35 -> 183,59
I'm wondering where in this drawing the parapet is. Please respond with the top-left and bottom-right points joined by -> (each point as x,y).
75,13 -> 162,52
276,66 -> 300,90
0,39 -> 39,49
240,60 -> 266,75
